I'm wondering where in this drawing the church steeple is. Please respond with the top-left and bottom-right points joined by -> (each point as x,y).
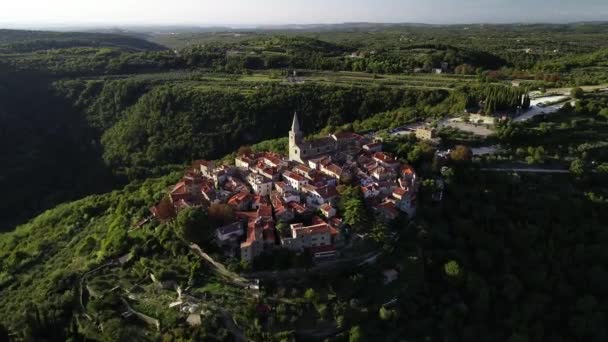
289,112 -> 304,162
291,112 -> 301,133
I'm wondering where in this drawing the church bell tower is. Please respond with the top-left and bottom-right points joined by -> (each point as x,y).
289,112 -> 303,162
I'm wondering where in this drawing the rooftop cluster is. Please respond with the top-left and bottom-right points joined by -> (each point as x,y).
151,113 -> 418,263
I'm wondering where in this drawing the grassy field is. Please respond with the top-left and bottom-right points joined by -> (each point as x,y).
84,69 -> 491,91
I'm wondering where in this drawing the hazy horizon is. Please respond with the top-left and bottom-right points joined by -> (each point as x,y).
2,0 -> 608,29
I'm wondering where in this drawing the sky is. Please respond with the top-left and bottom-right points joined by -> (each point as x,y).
2,0 -> 608,27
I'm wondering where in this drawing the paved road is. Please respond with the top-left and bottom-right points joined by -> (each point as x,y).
242,251 -> 378,280
481,168 -> 569,174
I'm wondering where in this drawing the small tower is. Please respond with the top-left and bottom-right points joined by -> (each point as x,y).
289,112 -> 303,162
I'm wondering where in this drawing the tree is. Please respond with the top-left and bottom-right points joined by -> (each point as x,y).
174,207 -> 210,245
379,306 -> 398,321
450,145 -> 473,163
344,198 -> 369,231
276,221 -> 289,234
444,260 -> 462,278
304,288 -> 318,303
407,141 -> 435,165
571,87 -> 584,99
338,186 -> 370,231
237,146 -> 253,156
455,64 -> 474,75
349,325 -> 363,342
570,159 -> 585,177
208,203 -> 235,226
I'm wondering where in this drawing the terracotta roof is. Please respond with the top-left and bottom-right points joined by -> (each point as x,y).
303,137 -> 336,149
393,187 -> 407,198
283,171 -> 306,182
300,184 -> 317,194
330,217 -> 343,227
264,155 -> 282,166
236,211 -> 258,221
261,167 -> 277,177
311,216 -> 326,225
401,165 -> 415,176
315,185 -> 338,200
228,192 -> 251,206
171,182 -> 188,195
288,201 -> 308,214
376,201 -> 399,218
295,164 -> 313,174
373,152 -> 395,163
324,163 -> 343,176
332,132 -> 359,140
293,223 -> 331,236
320,203 -> 333,212
257,204 -> 273,218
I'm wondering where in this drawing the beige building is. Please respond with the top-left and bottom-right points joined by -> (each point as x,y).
281,223 -> 332,252
414,127 -> 437,140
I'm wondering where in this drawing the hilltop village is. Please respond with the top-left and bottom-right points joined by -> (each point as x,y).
150,113 -> 418,263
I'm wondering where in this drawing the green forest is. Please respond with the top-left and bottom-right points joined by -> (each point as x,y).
1,24 -> 608,341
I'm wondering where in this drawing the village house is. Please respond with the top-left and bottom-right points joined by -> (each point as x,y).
247,173 -> 273,196
239,206 -> 277,262
216,222 -> 244,243
307,156 -> 332,170
320,163 -> 345,180
281,222 -> 332,252
228,192 -> 252,211
302,184 -> 338,208
375,201 -> 400,221
373,152 -> 400,169
282,170 -> 308,191
195,160 -> 216,177
273,181 -> 293,195
320,203 -> 336,219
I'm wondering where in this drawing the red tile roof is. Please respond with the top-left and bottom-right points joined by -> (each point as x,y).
171,181 -> 188,195
283,171 -> 306,182
257,204 -> 273,218
373,152 -> 395,163
288,201 -> 308,214
393,187 -> 407,198
401,165 -> 415,176
324,163 -> 343,176
228,192 -> 251,206
315,185 -> 338,200
293,223 -> 331,236
320,203 -> 333,212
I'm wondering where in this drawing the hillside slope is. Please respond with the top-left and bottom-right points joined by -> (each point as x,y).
0,29 -> 166,52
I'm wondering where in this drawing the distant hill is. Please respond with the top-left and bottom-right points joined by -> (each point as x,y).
0,29 -> 166,53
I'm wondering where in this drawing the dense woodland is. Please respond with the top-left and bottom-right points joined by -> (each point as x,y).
1,24 -> 608,341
